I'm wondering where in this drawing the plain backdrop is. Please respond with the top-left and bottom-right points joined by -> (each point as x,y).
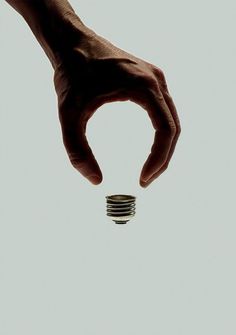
0,1 -> 236,334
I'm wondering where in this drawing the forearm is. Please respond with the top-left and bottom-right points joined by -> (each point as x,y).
5,0 -> 93,68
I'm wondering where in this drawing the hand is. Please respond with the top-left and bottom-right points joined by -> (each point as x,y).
53,26 -> 181,187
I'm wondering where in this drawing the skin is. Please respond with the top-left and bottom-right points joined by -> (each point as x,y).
5,0 -> 181,187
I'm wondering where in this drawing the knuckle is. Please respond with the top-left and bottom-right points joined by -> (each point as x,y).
68,153 -> 86,169
162,162 -> 169,172
154,67 -> 168,91
153,66 -> 166,80
176,123 -> 181,136
71,159 -> 85,171
170,125 -> 177,137
162,121 -> 177,137
157,68 -> 165,80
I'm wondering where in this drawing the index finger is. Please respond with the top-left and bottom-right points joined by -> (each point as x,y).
131,82 -> 177,186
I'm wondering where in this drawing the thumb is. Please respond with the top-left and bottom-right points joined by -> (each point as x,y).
58,97 -> 103,185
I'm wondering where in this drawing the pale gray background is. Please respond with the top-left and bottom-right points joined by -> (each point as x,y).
0,0 -> 236,334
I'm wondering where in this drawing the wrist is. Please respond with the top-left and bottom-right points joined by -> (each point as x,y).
6,0 -> 94,68
31,10 -> 93,68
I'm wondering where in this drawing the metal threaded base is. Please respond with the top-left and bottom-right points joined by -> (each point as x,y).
106,194 -> 136,224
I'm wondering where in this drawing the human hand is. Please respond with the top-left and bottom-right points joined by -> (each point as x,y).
53,25 -> 181,187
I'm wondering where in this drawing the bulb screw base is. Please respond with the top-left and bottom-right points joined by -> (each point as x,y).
106,194 -> 136,224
